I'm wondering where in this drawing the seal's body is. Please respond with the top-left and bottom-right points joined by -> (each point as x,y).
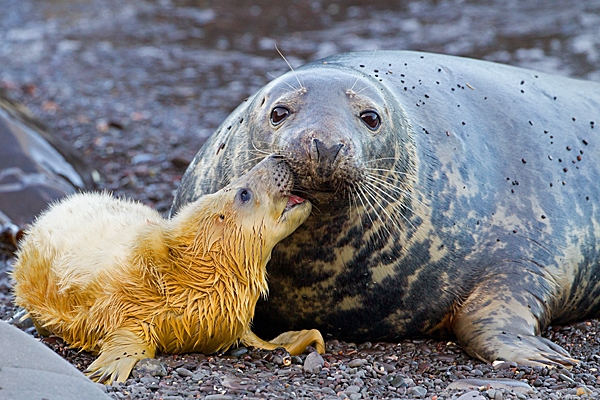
13,155 -> 324,384
173,51 -> 600,367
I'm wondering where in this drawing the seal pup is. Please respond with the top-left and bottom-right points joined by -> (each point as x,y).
172,51 -> 600,368
12,154 -> 324,384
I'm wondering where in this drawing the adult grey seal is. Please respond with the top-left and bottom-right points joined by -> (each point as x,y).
172,51 -> 600,367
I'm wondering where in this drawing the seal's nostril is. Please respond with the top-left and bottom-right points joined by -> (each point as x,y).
312,138 -> 344,176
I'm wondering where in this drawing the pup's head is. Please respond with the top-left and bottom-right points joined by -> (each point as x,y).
174,155 -> 311,266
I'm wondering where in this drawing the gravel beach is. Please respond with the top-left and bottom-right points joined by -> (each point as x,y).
2,0 -> 600,398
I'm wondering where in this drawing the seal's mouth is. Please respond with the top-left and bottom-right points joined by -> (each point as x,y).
283,194 -> 306,213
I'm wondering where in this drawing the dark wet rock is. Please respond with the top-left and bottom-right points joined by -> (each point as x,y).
0,89 -> 97,228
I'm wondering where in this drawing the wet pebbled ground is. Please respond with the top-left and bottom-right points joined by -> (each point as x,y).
1,0 -> 600,398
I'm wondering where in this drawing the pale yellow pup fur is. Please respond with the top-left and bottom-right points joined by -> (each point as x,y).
12,155 -> 325,383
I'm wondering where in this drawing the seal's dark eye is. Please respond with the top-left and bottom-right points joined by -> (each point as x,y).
237,188 -> 252,204
360,111 -> 381,130
270,106 -> 290,125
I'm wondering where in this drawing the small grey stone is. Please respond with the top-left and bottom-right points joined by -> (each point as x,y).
320,387 -> 337,395
348,358 -> 368,368
447,378 -> 534,394
349,394 -> 362,400
390,376 -> 406,388
558,373 -> 575,384
409,385 -> 427,397
456,390 -> 485,400
303,351 -> 324,374
132,358 -> 166,378
345,385 -> 360,393
175,367 -> 193,377
227,347 -> 248,357
204,395 -> 234,400
291,355 -> 304,365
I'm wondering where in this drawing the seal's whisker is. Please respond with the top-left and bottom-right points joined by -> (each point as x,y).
250,141 -> 273,153
349,185 -> 365,231
362,167 -> 409,176
360,183 -> 398,237
364,173 -> 429,210
354,185 -> 379,231
275,44 -> 304,90
310,202 -> 323,215
362,157 -> 401,164
355,85 -> 371,95
267,72 -> 297,93
289,187 -> 312,197
349,47 -> 378,92
363,180 -> 417,231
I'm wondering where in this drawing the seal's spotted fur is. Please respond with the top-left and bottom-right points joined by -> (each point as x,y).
173,51 -> 600,368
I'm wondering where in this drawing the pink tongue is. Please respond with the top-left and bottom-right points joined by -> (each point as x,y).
286,195 -> 305,207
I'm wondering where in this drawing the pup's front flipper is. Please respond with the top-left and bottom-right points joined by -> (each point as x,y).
85,329 -> 155,384
242,329 -> 325,355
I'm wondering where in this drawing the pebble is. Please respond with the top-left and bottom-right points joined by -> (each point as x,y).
409,385 -> 427,397
348,358 -> 368,368
456,391 -> 486,400
344,385 -> 360,393
227,347 -> 248,357
132,358 -> 167,377
559,372 -> 576,384
303,351 -> 324,374
204,395 -> 234,400
447,378 -> 535,394
175,367 -> 193,377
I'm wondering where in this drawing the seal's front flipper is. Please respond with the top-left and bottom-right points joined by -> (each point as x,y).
241,329 -> 325,355
452,270 -> 578,368
85,329 -> 155,384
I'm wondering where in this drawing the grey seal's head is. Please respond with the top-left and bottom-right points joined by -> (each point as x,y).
243,64 -> 417,220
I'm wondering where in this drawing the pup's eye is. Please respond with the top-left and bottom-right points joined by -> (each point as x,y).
360,110 -> 381,130
270,106 -> 290,125
237,188 -> 252,203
